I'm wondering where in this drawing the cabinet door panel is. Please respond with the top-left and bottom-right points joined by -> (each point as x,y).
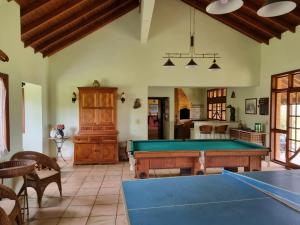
81,92 -> 98,107
75,144 -> 96,163
101,143 -> 117,162
81,109 -> 97,125
98,92 -> 115,107
97,109 -> 115,126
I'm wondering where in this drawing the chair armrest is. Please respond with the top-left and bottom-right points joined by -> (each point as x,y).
0,207 -> 11,225
0,184 -> 18,200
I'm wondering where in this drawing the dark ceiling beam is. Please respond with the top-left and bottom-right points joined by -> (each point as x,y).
21,0 -> 51,17
182,0 -> 270,44
23,0 -> 113,47
21,0 -> 86,35
244,1 -> 296,32
231,10 -> 281,39
40,0 -> 139,56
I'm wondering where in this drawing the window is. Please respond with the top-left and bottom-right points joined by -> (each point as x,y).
0,73 -> 9,155
271,70 -> 300,168
207,88 -> 226,121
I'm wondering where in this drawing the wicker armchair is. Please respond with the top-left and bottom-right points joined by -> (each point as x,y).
0,184 -> 22,225
11,151 -> 62,208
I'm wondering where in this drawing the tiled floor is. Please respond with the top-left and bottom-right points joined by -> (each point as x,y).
25,160 -> 285,225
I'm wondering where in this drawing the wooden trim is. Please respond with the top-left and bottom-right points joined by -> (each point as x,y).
270,69 -> 300,167
0,73 -> 10,151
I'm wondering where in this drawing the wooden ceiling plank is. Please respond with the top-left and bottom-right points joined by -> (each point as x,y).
21,0 -> 51,17
231,11 -> 281,39
22,0 -> 87,35
34,0 -> 132,53
244,1 -> 296,33
182,0 -> 269,44
23,0 -> 113,47
42,0 -> 139,57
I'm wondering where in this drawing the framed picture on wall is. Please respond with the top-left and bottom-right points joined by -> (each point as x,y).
259,97 -> 269,115
245,98 -> 257,115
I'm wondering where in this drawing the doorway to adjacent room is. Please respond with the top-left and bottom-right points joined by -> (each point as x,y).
148,97 -> 169,140
22,82 -> 43,152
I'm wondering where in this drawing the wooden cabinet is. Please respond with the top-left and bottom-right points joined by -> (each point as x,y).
74,87 -> 118,165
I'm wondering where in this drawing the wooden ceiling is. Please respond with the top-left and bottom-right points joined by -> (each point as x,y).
12,0 -> 139,57
9,0 -> 300,57
182,0 -> 300,44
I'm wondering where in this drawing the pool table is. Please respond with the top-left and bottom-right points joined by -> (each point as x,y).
128,139 -> 269,178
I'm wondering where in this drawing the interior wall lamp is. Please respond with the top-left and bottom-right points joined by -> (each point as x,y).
72,92 -> 77,103
163,7 -> 221,70
120,92 -> 126,103
206,0 -> 297,18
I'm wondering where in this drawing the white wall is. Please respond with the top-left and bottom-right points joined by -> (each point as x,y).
0,0 -> 49,160
22,83 -> 43,152
48,0 -> 261,157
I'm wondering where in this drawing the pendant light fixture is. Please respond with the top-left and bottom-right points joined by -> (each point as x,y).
209,58 -> 221,71
206,0 -> 244,14
163,7 -> 221,70
163,56 -> 175,67
257,0 -> 297,17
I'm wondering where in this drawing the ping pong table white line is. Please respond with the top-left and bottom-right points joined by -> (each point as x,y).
127,196 -> 271,211
224,171 -> 300,196
224,171 -> 300,212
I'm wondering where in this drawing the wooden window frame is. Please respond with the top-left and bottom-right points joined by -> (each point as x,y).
0,73 -> 9,151
207,88 -> 227,121
270,69 -> 300,169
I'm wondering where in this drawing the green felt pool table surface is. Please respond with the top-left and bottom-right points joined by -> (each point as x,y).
130,139 -> 268,153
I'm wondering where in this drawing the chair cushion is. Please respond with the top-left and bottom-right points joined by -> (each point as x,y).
0,199 -> 15,214
35,169 -> 59,179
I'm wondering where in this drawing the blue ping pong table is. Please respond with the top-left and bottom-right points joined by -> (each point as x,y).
122,170 -> 300,225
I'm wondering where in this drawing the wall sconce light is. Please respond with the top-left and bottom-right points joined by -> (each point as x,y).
72,92 -> 77,103
120,92 -> 126,103
231,91 -> 236,98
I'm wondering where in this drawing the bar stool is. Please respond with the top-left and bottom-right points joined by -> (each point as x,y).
214,125 -> 228,139
199,125 -> 213,139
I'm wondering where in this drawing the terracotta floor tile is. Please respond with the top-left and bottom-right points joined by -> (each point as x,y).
33,206 -> 65,219
98,187 -> 120,195
58,217 -> 88,225
91,204 -> 117,216
70,196 -> 96,206
26,218 -> 60,225
117,203 -> 125,215
86,216 -> 115,225
95,195 -> 119,205
101,180 -> 121,188
62,205 -> 92,218
116,215 -> 128,225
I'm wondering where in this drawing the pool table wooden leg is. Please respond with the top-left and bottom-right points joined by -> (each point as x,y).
191,158 -> 201,175
135,159 -> 150,179
245,156 -> 262,172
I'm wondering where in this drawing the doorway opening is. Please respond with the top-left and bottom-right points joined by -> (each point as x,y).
148,97 -> 169,140
22,82 -> 43,152
271,70 -> 300,169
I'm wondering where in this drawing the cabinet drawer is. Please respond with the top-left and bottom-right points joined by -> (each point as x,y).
101,136 -> 117,143
74,136 -> 89,143
89,137 -> 100,143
